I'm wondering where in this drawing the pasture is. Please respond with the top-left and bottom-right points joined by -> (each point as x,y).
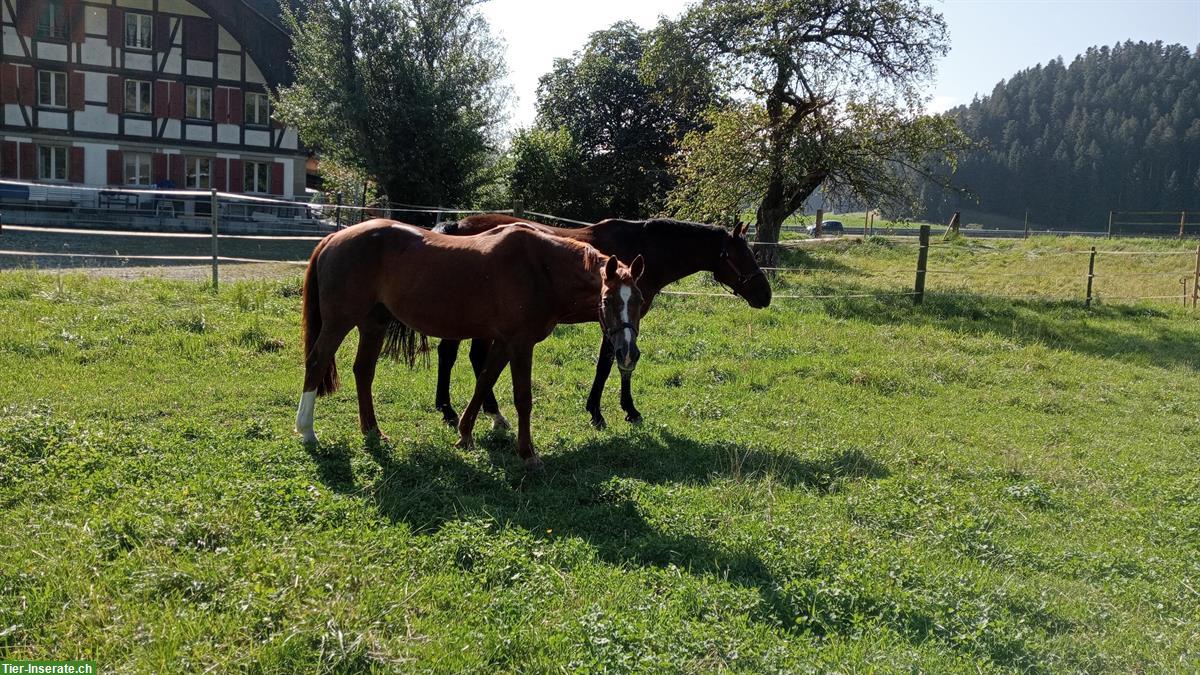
1,236 -> 1199,672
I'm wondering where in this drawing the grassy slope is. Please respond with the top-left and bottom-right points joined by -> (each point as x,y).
1,239 -> 1198,672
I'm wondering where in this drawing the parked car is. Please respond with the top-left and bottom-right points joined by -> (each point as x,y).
806,220 -> 844,237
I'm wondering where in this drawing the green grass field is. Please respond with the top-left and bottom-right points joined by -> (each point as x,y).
2,237 -> 1199,672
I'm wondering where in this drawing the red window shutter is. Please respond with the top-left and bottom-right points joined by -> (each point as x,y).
16,1 -> 42,37
0,142 -> 18,178
19,143 -> 36,180
214,87 -> 228,124
270,162 -> 284,196
18,66 -> 35,106
107,75 -> 122,114
228,89 -> 243,125
229,159 -> 244,193
213,157 -> 227,192
152,153 -> 168,184
107,149 -> 124,185
0,64 -> 15,105
155,14 -> 172,52
67,0 -> 85,42
107,7 -> 124,46
169,81 -> 184,119
153,80 -> 169,117
69,71 -> 85,111
169,154 -> 184,186
69,146 -> 85,183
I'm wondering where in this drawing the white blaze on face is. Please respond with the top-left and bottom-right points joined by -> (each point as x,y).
619,285 -> 633,366
295,390 -> 318,442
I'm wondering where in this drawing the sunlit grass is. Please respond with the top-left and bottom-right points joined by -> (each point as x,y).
1,238 -> 1199,671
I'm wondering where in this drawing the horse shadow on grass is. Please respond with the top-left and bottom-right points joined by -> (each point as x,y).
305,430 -> 1060,668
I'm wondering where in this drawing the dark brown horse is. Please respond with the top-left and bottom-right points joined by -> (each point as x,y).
295,219 -> 646,470
431,214 -> 771,429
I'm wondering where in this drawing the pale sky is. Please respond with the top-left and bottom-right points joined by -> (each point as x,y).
481,0 -> 1200,130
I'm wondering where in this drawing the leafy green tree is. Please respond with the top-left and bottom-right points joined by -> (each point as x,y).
649,0 -> 963,259
275,0 -> 508,209
511,21 -> 714,220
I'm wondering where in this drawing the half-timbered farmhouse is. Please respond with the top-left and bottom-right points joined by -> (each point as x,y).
0,0 -> 303,199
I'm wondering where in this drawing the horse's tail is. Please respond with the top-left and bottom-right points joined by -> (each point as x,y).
301,237 -> 339,396
381,319 -> 429,368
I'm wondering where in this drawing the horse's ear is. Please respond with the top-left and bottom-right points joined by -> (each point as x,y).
733,221 -> 749,239
603,255 -> 619,281
630,255 -> 645,281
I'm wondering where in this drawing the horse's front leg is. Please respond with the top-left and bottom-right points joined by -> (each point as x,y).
585,336 -> 615,430
434,339 -> 461,427
619,371 -> 642,424
508,342 -> 542,472
456,340 -> 510,450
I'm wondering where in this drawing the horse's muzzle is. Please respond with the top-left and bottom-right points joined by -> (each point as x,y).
615,343 -> 640,373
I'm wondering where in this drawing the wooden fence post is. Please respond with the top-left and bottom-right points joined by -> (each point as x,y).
813,208 -> 824,238
335,192 -> 343,228
1107,211 -> 1114,238
513,199 -> 525,219
1192,242 -> 1200,309
210,188 -> 219,291
1085,246 -> 1096,307
1024,210 -> 1030,239
942,211 -> 960,240
914,224 -> 930,305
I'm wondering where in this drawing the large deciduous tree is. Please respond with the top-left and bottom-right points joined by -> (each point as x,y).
511,21 -> 714,221
650,0 -> 966,261
275,0 -> 508,209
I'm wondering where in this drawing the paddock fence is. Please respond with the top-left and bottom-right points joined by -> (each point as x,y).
2,181 -> 1198,308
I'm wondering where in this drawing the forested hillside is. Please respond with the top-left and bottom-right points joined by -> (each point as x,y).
928,41 -> 1199,227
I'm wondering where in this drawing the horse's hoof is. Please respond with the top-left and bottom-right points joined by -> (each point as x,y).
442,416 -> 459,429
300,432 -> 319,446
523,456 -> 545,472
455,436 -> 474,450
490,412 -> 511,431
590,415 -> 607,431
364,429 -> 391,445
625,413 -> 643,425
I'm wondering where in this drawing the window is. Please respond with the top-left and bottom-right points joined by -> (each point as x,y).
124,153 -> 152,186
245,92 -> 270,127
38,146 -> 68,181
186,86 -> 211,120
186,157 -> 211,189
37,0 -> 67,40
244,161 -> 270,193
125,12 -> 153,50
124,80 -> 152,115
38,70 -> 67,108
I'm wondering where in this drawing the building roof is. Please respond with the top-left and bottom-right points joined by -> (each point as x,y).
189,0 -> 293,86
241,0 -> 287,31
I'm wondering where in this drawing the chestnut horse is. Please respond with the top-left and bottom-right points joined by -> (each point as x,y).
295,219 -> 646,470
431,214 -> 771,429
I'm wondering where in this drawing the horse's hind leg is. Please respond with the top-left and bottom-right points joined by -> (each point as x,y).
297,319 -> 354,445
354,307 -> 391,441
435,339 -> 462,427
469,338 -> 510,430
456,340 -> 510,451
